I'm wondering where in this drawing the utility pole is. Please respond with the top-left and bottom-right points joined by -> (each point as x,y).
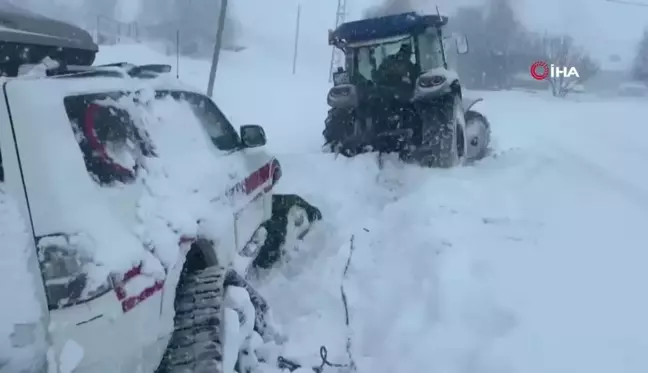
328,0 -> 348,81
292,4 -> 301,74
207,0 -> 228,97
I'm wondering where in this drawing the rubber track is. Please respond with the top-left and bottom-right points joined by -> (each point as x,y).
158,266 -> 226,373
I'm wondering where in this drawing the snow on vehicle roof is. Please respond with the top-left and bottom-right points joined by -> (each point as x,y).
6,68 -> 199,94
330,12 -> 447,46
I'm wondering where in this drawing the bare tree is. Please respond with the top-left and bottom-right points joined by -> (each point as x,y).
484,0 -> 519,52
132,0 -> 241,54
541,33 -> 599,97
482,0 -> 520,89
446,0 -> 522,90
631,27 -> 648,84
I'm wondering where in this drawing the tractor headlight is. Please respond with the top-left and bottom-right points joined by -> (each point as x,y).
418,75 -> 446,88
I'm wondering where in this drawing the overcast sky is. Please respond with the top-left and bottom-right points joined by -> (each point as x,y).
231,0 -> 647,69
518,0 -> 646,67
347,0 -> 647,67
16,0 -> 648,70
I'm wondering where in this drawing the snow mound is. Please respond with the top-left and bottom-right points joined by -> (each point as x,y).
252,154 -> 515,372
256,89 -> 648,372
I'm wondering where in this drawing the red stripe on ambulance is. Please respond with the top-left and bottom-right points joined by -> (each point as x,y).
116,160 -> 278,313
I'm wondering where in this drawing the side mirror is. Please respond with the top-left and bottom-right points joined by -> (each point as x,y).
455,34 -> 469,55
240,125 -> 266,148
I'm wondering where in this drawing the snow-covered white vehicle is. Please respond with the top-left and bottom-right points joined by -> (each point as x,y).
0,7 -> 320,373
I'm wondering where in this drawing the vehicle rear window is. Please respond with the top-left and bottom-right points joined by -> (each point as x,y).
63,90 -> 240,186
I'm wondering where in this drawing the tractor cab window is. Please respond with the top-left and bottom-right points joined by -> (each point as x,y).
417,31 -> 444,71
353,36 -> 416,85
356,48 -> 374,82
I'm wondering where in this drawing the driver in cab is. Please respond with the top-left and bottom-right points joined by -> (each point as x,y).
375,43 -> 419,87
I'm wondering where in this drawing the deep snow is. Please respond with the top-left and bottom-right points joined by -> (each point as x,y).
98,40 -> 648,372
2,17 -> 648,371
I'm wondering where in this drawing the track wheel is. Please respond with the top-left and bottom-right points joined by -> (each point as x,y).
157,265 -> 227,373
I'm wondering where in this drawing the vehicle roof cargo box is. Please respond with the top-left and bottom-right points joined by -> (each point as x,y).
0,3 -> 98,75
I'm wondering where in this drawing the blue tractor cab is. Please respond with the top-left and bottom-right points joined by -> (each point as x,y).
329,12 -> 449,48
322,11 -> 490,168
327,12 -> 466,86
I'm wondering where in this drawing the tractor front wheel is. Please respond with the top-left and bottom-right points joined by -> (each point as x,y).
464,110 -> 491,161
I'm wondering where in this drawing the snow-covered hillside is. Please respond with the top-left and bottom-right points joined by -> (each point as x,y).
93,39 -> 648,373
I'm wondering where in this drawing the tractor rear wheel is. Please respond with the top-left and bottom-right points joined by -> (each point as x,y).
323,108 -> 354,154
416,94 -> 465,168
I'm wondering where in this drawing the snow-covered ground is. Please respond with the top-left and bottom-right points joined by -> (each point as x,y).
0,16 -> 628,370
94,40 -> 648,372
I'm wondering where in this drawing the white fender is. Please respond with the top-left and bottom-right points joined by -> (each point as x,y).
461,96 -> 484,113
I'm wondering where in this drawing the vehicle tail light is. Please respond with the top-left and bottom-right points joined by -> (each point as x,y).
271,159 -> 282,185
36,234 -> 112,310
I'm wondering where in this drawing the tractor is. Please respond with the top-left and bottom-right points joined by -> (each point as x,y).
324,12 -> 491,167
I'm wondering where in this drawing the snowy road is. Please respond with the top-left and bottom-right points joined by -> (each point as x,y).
96,44 -> 648,372
265,93 -> 648,373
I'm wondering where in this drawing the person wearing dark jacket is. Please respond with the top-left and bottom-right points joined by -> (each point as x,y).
375,43 -> 418,87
